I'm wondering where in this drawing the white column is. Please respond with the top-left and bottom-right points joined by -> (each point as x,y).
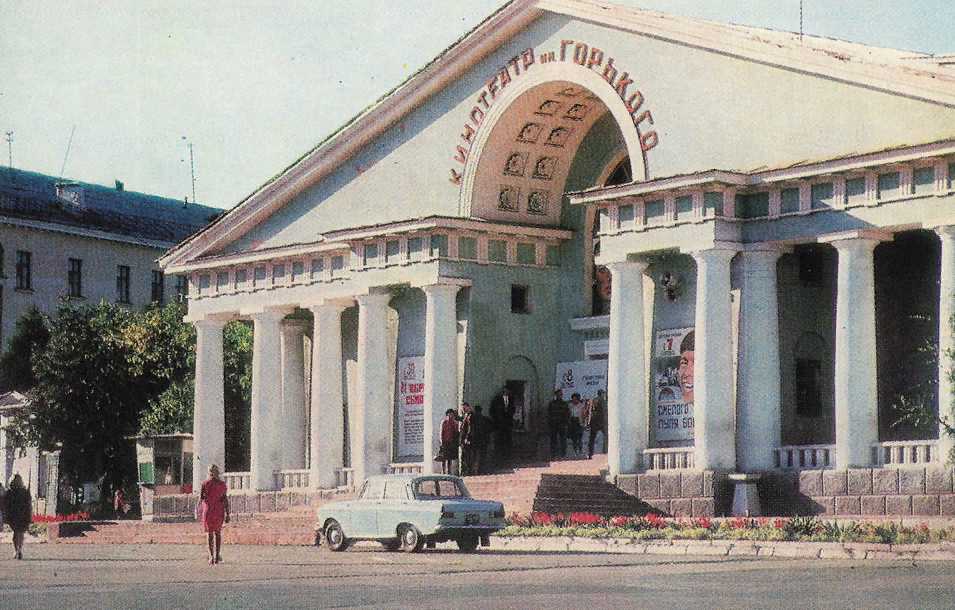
249,308 -> 286,491
937,226 -> 955,463
310,302 -> 348,489
281,320 -> 308,470
192,318 -> 227,491
354,293 -> 392,484
693,247 -> 738,471
736,248 -> 783,471
422,284 -> 462,474
605,260 -> 649,477
830,236 -> 881,468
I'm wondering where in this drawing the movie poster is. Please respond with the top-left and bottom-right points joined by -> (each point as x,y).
396,356 -> 425,458
555,360 -> 608,399
653,327 -> 695,441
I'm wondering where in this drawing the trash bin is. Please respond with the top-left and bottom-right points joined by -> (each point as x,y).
728,472 -> 761,517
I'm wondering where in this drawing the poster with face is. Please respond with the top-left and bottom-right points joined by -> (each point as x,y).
653,327 -> 695,441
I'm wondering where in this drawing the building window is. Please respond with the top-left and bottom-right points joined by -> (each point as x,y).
175,275 -> 189,301
15,251 -> 31,290
68,258 -> 83,298
511,285 -> 530,314
151,270 -> 165,304
116,265 -> 131,303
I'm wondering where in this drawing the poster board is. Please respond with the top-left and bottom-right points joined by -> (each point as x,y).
653,327 -> 695,441
396,356 -> 425,458
554,360 -> 608,399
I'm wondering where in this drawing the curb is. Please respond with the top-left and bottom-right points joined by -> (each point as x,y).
491,536 -> 955,560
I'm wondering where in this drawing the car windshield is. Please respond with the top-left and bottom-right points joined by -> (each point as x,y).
412,478 -> 469,500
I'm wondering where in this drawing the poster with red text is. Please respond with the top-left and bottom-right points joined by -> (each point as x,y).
397,356 -> 425,458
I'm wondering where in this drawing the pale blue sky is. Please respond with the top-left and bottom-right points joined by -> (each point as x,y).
1,0 -> 951,210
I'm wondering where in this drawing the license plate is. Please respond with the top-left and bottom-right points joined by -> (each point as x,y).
465,514 -> 479,525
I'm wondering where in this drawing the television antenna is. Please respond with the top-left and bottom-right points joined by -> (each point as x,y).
60,125 -> 76,178
5,131 -> 12,168
182,136 -> 197,204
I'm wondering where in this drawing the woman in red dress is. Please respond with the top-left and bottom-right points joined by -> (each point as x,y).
199,464 -> 229,564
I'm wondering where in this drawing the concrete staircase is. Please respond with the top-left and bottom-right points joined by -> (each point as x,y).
532,473 -> 661,516
51,455 -> 613,545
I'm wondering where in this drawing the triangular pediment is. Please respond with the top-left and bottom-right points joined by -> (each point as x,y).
161,0 -> 955,274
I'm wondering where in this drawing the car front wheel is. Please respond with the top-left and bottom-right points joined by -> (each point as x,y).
398,524 -> 423,553
325,521 -> 349,552
456,533 -> 479,552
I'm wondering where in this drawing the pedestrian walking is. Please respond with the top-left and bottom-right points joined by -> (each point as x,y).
586,389 -> 608,458
3,474 -> 31,560
199,465 -> 230,565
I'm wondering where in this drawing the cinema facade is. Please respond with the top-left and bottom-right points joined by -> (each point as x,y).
160,0 -> 955,516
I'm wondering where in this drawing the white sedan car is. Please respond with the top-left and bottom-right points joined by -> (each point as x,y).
316,474 -> 506,552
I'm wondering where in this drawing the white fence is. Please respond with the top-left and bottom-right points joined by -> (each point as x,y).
643,448 -> 695,470
774,445 -> 835,470
872,441 -> 938,466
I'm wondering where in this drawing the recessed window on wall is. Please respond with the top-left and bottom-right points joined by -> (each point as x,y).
458,236 -> 478,260
116,265 -> 131,304
68,258 -> 83,298
235,269 -> 248,288
430,234 -> 448,258
516,242 -> 536,265
511,284 -> 530,314
363,243 -> 379,266
175,275 -> 189,301
735,192 -> 769,219
703,191 -> 723,217
645,199 -> 665,224
330,256 -> 344,274
407,237 -> 424,261
488,239 -> 507,263
272,264 -> 285,284
15,250 -> 31,290
948,163 -> 955,189
675,195 -> 693,222
253,267 -> 267,287
913,166 -> 935,195
781,187 -> 800,214
197,274 -> 211,294
877,171 -> 901,199
291,261 -> 304,281
310,259 -> 323,279
151,270 -> 164,304
385,240 -> 400,264
546,245 -> 560,267
810,183 -> 834,210
216,271 -> 229,291
618,204 -> 634,226
845,177 -> 866,206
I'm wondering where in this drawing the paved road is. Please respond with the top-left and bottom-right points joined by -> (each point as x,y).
0,542 -> 951,609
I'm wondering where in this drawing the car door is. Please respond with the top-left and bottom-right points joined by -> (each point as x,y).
349,478 -> 385,537
376,479 -> 411,537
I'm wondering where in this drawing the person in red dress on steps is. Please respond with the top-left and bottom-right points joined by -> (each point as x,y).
199,464 -> 230,565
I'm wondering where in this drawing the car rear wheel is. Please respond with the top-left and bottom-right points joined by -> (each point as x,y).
456,534 -> 480,552
325,521 -> 349,552
398,524 -> 423,553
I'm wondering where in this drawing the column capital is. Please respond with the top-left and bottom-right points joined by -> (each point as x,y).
192,317 -> 230,331
691,246 -> 739,265
936,225 -> 955,241
605,259 -> 650,274
819,228 -> 892,249
423,283 -> 464,297
356,291 -> 392,306
248,305 -> 293,322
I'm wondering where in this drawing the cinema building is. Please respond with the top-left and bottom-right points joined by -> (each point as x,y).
160,0 -> 955,516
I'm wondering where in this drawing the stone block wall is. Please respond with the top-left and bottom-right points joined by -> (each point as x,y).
617,466 -> 955,518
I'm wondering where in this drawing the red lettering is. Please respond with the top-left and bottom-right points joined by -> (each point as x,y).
477,91 -> 490,109
470,106 -> 485,126
508,56 -> 521,76
625,91 -> 644,115
487,75 -> 499,99
640,131 -> 659,151
573,43 -> 588,65
498,67 -> 511,88
406,395 -> 424,405
602,58 -> 617,85
633,109 -> 653,128
560,40 -> 573,61
454,145 -> 469,164
615,72 -> 633,98
461,123 -> 476,143
587,48 -> 604,70
521,48 -> 535,70
449,168 -> 463,184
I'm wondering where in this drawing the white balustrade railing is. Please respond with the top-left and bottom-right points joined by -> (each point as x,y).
774,445 -> 834,470
223,471 -> 251,490
274,469 -> 310,489
387,463 -> 423,475
643,448 -> 695,470
872,441 -> 937,466
336,468 -> 356,489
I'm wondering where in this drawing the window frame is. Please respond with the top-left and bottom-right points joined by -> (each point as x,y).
15,250 -> 32,291
68,258 -> 83,298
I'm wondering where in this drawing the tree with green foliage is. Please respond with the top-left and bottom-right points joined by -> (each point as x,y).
0,306 -> 50,392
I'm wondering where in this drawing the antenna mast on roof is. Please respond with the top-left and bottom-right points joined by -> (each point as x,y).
182,136 -> 197,205
799,0 -> 804,41
5,131 -> 12,168
60,125 -> 76,178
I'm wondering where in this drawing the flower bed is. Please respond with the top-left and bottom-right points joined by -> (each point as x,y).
500,512 -> 955,545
